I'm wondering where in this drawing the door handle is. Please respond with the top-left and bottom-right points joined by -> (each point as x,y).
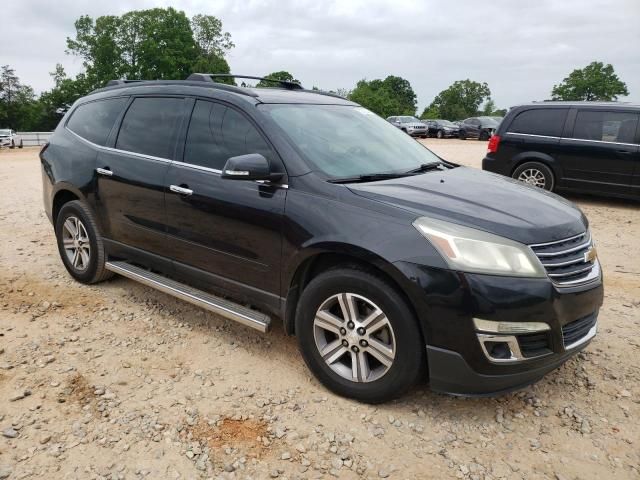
616,150 -> 633,155
96,167 -> 113,176
169,185 -> 193,196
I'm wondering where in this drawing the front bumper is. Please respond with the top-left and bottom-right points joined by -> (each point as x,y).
393,261 -> 604,395
407,128 -> 428,137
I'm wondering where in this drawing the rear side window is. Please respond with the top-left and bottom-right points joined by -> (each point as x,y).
573,110 -> 638,144
67,98 -> 127,146
183,100 -> 275,170
507,109 -> 568,137
116,97 -> 184,159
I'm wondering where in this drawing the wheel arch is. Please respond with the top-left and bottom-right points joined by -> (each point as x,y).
282,244 -> 423,340
51,184 -> 86,223
510,152 -> 561,179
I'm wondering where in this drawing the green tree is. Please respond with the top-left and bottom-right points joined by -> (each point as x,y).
66,8 -> 234,88
422,79 -> 491,120
37,65 -> 92,130
0,65 -> 41,130
420,105 -> 440,119
348,76 -> 417,118
551,61 -> 629,101
256,71 -> 300,87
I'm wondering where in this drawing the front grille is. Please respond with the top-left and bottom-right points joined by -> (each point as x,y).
517,332 -> 552,358
530,232 -> 597,286
562,313 -> 597,348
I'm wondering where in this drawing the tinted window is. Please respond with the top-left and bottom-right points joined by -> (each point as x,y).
573,110 -> 638,144
67,98 -> 127,146
116,97 -> 184,158
183,100 -> 274,170
507,109 -> 568,137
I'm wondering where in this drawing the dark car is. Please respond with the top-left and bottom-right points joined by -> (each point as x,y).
41,74 -> 603,403
425,119 -> 460,138
459,116 -> 501,140
482,102 -> 640,199
386,116 -> 428,137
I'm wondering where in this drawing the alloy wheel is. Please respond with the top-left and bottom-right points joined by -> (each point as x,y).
517,168 -> 546,188
61,216 -> 91,271
313,293 -> 396,383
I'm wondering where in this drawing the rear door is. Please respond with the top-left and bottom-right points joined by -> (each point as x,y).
163,99 -> 286,306
558,108 -> 639,196
95,96 -> 188,256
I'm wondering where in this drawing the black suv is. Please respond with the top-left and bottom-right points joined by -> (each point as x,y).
459,116 -> 501,140
41,74 -> 603,403
483,102 -> 640,200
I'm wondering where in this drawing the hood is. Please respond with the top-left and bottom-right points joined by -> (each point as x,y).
404,122 -> 425,127
348,167 -> 587,245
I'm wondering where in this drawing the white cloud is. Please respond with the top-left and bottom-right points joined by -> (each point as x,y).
2,0 -> 638,112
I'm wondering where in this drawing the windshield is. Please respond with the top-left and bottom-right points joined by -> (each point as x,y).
0,130 -> 10,136
477,117 -> 500,126
261,105 -> 441,179
399,116 -> 420,123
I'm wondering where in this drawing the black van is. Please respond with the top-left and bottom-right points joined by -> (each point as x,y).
41,75 -> 603,403
483,102 -> 640,199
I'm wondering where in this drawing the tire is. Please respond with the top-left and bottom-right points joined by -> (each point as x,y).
512,161 -> 555,191
458,130 -> 466,140
295,267 -> 425,403
55,200 -> 113,284
479,131 -> 488,141
401,128 -> 408,135
18,140 -> 23,149
9,141 -> 15,149
436,130 -> 444,139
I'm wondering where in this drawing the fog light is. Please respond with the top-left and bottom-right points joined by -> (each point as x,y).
485,341 -> 512,360
477,334 -> 523,363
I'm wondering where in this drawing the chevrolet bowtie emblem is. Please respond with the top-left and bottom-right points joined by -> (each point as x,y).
584,246 -> 597,263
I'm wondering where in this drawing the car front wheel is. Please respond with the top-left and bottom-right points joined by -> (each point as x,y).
295,267 -> 424,403
436,130 -> 444,139
512,161 -> 555,191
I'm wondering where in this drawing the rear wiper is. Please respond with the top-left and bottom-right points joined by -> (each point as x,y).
328,172 -> 411,184
404,162 -> 445,174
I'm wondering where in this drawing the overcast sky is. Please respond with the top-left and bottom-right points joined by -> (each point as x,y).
2,0 -> 639,112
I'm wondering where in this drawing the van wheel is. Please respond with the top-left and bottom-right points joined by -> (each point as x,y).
513,162 -> 554,191
295,267 -> 424,403
55,200 -> 113,284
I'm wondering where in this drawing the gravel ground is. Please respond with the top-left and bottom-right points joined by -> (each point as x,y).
0,143 -> 639,480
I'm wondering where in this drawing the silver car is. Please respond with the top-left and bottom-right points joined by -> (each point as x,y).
0,129 -> 23,148
386,116 -> 428,138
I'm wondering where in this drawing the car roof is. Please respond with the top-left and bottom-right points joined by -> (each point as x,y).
515,101 -> 640,109
89,81 -> 356,106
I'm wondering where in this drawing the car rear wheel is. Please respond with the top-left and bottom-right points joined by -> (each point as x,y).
512,161 -> 555,191
55,200 -> 113,284
295,267 -> 424,403
458,131 -> 466,140
479,131 -> 489,141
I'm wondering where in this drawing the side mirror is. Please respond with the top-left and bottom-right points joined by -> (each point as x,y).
221,153 -> 281,181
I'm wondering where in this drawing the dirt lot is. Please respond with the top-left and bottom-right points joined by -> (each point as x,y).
0,142 -> 639,480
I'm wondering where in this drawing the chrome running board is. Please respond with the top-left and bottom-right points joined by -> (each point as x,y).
105,261 -> 271,332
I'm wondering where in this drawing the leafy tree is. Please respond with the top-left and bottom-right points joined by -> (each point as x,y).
0,65 -> 41,130
37,65 -> 92,130
420,105 -> 440,119
256,71 -> 300,87
66,8 -> 234,88
551,61 -> 628,101
348,76 -> 417,118
482,98 -> 496,115
422,79 -> 491,120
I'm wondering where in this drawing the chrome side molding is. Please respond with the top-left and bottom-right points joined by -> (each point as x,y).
105,261 -> 271,332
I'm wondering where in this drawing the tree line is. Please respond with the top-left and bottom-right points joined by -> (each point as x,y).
0,6 -> 630,131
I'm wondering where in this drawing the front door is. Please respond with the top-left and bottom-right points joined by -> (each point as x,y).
558,109 -> 639,196
164,99 -> 286,305
95,96 -> 188,256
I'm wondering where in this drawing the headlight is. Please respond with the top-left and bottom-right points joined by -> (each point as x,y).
412,217 -> 546,277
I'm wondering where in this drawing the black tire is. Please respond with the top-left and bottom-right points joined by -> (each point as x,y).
401,128 -> 408,135
18,140 -> 23,149
9,141 -> 15,149
295,267 -> 425,403
55,200 -> 113,284
512,161 -> 555,191
479,131 -> 488,141
458,130 -> 466,140
436,130 -> 444,139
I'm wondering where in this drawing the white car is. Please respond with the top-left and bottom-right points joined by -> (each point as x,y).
0,129 -> 23,148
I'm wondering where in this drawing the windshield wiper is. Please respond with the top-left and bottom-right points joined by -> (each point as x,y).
328,172 -> 412,184
403,162 -> 445,174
